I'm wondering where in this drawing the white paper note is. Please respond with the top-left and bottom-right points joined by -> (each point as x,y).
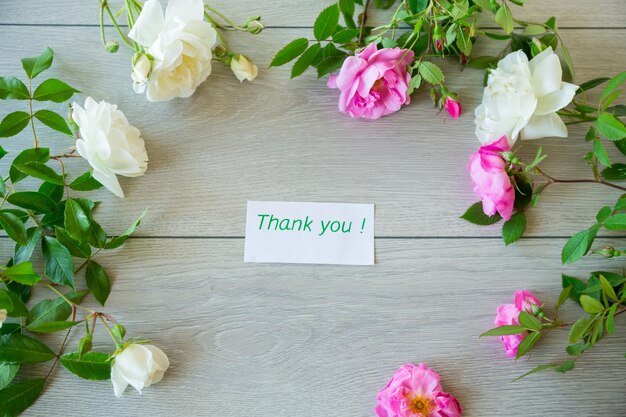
244,201 -> 374,265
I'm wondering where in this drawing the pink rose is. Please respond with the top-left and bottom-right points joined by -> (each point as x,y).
327,43 -> 414,120
444,97 -> 462,118
467,135 -> 515,221
494,290 -> 542,357
375,363 -> 463,417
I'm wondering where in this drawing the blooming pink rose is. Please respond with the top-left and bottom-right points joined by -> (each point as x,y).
375,363 -> 462,417
327,43 -> 414,119
494,290 -> 542,357
467,135 -> 514,220
444,97 -> 462,118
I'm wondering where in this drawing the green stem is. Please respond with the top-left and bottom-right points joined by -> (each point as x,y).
358,0 -> 371,46
99,315 -> 122,349
42,282 -> 96,314
105,4 -> 134,48
99,2 -> 107,49
204,4 -> 245,31
44,324 -> 73,381
205,13 -> 230,49
28,80 -> 38,148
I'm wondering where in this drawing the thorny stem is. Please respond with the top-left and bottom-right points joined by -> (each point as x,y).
358,0 -> 371,46
533,167 -> 626,193
44,306 -> 79,381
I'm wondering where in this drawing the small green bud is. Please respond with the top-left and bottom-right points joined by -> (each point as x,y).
213,45 -> 228,59
105,40 -> 119,53
112,323 -> 126,341
243,16 -> 264,34
78,334 -> 93,358
530,38 -> 544,57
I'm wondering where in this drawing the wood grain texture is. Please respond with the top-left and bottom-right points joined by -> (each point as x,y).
0,26 -> 625,238
0,0 -> 625,28
14,238 -> 626,417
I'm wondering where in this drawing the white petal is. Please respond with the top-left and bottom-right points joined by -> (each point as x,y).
528,46 -> 554,73
522,113 -> 568,140
128,0 -> 164,46
535,82 -> 578,115
165,0 -> 204,24
531,52 -> 562,97
498,50 -> 529,73
92,169 -> 124,198
111,364 -> 129,398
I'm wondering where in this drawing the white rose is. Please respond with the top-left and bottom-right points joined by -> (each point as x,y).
230,55 -> 259,83
72,97 -> 148,198
131,53 -> 152,94
0,309 -> 6,328
111,343 -> 169,397
474,47 -> 579,146
128,0 -> 217,102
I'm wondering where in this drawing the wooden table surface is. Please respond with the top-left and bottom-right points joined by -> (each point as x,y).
0,1 -> 625,416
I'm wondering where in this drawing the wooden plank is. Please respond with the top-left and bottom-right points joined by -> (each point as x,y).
0,27 -> 624,238
0,0 -> 625,28
15,238 -> 626,416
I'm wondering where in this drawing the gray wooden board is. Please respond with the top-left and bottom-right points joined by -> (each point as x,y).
0,0 -> 625,416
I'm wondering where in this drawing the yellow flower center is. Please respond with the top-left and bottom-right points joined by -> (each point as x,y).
407,395 -> 433,416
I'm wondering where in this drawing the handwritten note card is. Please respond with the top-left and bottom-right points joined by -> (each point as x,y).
244,201 -> 374,265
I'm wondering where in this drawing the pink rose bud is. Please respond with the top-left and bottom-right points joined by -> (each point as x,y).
494,290 -> 543,357
445,96 -> 462,118
435,38 -> 444,51
467,136 -> 515,220
327,43 -> 414,119
461,53 -> 468,65
375,364 -> 462,417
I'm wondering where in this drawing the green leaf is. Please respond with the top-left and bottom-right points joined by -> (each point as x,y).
607,104 -> 626,117
456,27 -> 472,56
105,208 -> 147,249
522,25 -> 546,36
316,54 -> 347,78
60,351 -> 111,380
495,4 -> 514,34
332,28 -> 360,44
111,324 -> 126,342
460,202 -> 502,225
0,77 -> 30,100
0,211 -> 28,246
0,111 -> 31,138
576,77 -> 610,95
545,16 -> 557,30
602,163 -> 626,181
55,227 -> 91,258
0,334 -> 55,363
14,161 -> 64,185
467,56 -> 499,69
32,78 -> 79,103
26,291 -> 86,332
557,286 -> 572,307
10,148 -> 50,184
604,213 -> 626,230
21,47 -> 54,79
599,275 -> 619,301
42,236 -> 75,288
339,0 -> 356,27
0,290 -> 28,318
554,360 -> 576,373
566,341 -> 588,356
3,263 -> 40,286
515,331 -> 541,359
0,289 -> 13,311
512,363 -> 556,382
64,198 -> 91,241
269,38 -> 309,67
34,110 -> 72,136
0,378 -> 44,417
7,191 -> 56,214
28,320 -> 81,333
601,71 -> 626,104
39,182 -> 64,203
518,311 -> 542,331
86,261 -> 111,306
291,43 -> 321,79
502,212 -> 526,246
314,4 -> 340,40
593,138 -> 611,167
561,228 -> 597,264
0,363 -> 19,391
596,112 -> 626,140
407,74 -> 422,95
580,295 -> 605,314
78,334 -> 93,358
68,172 -> 102,191
480,325 -> 527,337
418,61 -> 444,85
562,275 -> 587,305
14,227 -> 42,265
596,206 -> 612,223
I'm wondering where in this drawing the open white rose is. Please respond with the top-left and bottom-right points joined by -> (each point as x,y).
474,47 -> 578,146
128,0 -> 217,102
0,309 -> 6,328
230,54 -> 258,83
111,343 -> 169,397
73,97 -> 148,198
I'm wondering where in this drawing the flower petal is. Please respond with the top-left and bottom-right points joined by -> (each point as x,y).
92,169 -> 124,198
530,52 -> 562,97
128,0 -> 164,46
534,81 -> 578,115
165,0 -> 204,24
522,112 -> 568,140
111,363 -> 129,398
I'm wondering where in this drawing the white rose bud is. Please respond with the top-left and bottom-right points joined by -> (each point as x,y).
230,55 -> 259,83
128,0 -> 217,101
474,47 -> 578,146
131,53 -> 152,94
0,309 -> 7,328
111,343 -> 169,397
72,97 -> 148,198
